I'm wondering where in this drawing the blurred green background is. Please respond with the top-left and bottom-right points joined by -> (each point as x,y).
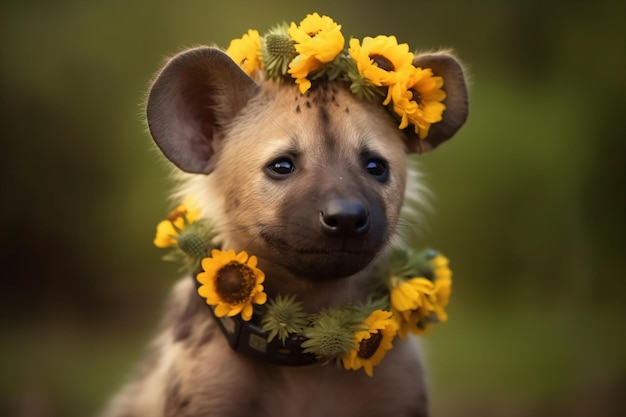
2,0 -> 625,416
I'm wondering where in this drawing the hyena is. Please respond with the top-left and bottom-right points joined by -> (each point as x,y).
103,45 -> 468,417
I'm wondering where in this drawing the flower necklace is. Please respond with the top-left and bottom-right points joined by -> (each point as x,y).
154,201 -> 453,377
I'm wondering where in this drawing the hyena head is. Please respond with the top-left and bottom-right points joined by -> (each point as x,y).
146,47 -> 467,286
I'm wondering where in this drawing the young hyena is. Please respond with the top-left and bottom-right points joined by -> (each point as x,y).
103,46 -> 468,417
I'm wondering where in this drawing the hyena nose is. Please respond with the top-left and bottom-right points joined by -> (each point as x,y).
320,198 -> 370,237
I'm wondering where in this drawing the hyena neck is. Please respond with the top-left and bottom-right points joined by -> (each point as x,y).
256,257 -> 378,313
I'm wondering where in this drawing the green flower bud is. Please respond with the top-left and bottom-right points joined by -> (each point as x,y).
262,24 -> 297,79
176,232 -> 208,259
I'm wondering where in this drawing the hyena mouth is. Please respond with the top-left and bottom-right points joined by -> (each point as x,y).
296,247 -> 375,255
259,230 -> 382,280
288,250 -> 378,281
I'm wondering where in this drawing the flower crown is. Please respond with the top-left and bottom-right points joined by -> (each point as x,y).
226,12 -> 447,140
154,199 -> 452,377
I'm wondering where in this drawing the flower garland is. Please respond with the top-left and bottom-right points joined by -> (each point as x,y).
225,12 -> 447,140
154,202 -> 453,377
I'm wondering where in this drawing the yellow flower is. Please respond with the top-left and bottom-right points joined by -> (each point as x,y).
390,276 -> 435,314
390,253 -> 453,337
430,254 -> 452,320
287,13 -> 345,93
384,66 -> 447,139
342,310 -> 398,377
288,54 -> 320,94
226,29 -> 262,76
288,13 -> 344,62
348,35 -> 414,87
153,199 -> 201,248
197,249 -> 267,321
390,276 -> 435,338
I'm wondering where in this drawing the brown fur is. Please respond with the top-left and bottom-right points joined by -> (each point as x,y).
102,46 -> 468,417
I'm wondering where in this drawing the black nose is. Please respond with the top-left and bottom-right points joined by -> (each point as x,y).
320,198 -> 370,237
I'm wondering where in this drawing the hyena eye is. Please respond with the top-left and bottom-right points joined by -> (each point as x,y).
365,158 -> 388,181
267,158 -> 295,178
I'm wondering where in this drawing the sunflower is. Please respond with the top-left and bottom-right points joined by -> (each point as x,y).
390,252 -> 453,337
287,13 -> 345,93
288,55 -> 321,93
342,310 -> 398,377
226,29 -> 262,76
288,13 -> 344,62
153,199 -> 201,248
430,254 -> 452,320
390,276 -> 435,314
390,276 -> 435,338
384,66 -> 447,139
197,249 -> 267,321
348,35 -> 414,87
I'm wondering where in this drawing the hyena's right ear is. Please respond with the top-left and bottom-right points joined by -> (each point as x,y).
406,51 -> 469,153
146,47 -> 259,174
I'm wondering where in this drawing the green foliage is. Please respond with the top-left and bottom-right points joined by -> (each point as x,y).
262,23 -> 297,79
260,294 -> 308,343
301,309 -> 361,364
162,220 -> 216,273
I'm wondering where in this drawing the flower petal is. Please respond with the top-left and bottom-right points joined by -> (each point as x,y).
241,303 -> 253,321
253,291 -> 267,305
153,220 -> 178,248
227,304 -> 244,317
214,304 -> 230,317
391,289 -> 415,312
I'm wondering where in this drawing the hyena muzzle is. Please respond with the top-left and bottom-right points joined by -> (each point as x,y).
103,31 -> 468,417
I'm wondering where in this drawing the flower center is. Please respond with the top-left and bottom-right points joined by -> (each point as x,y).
410,88 -> 423,106
167,208 -> 187,223
357,332 -> 383,359
177,232 -> 207,258
215,262 -> 256,304
369,54 -> 395,72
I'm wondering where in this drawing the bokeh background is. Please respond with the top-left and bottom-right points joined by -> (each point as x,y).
2,1 -> 625,416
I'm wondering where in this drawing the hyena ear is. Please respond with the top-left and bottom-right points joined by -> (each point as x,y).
146,47 -> 259,174
405,51 -> 469,153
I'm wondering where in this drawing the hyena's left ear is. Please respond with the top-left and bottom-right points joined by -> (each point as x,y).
406,52 -> 469,153
146,47 -> 259,174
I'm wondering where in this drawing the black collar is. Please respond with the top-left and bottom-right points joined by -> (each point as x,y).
194,268 -> 316,366
207,303 -> 317,366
